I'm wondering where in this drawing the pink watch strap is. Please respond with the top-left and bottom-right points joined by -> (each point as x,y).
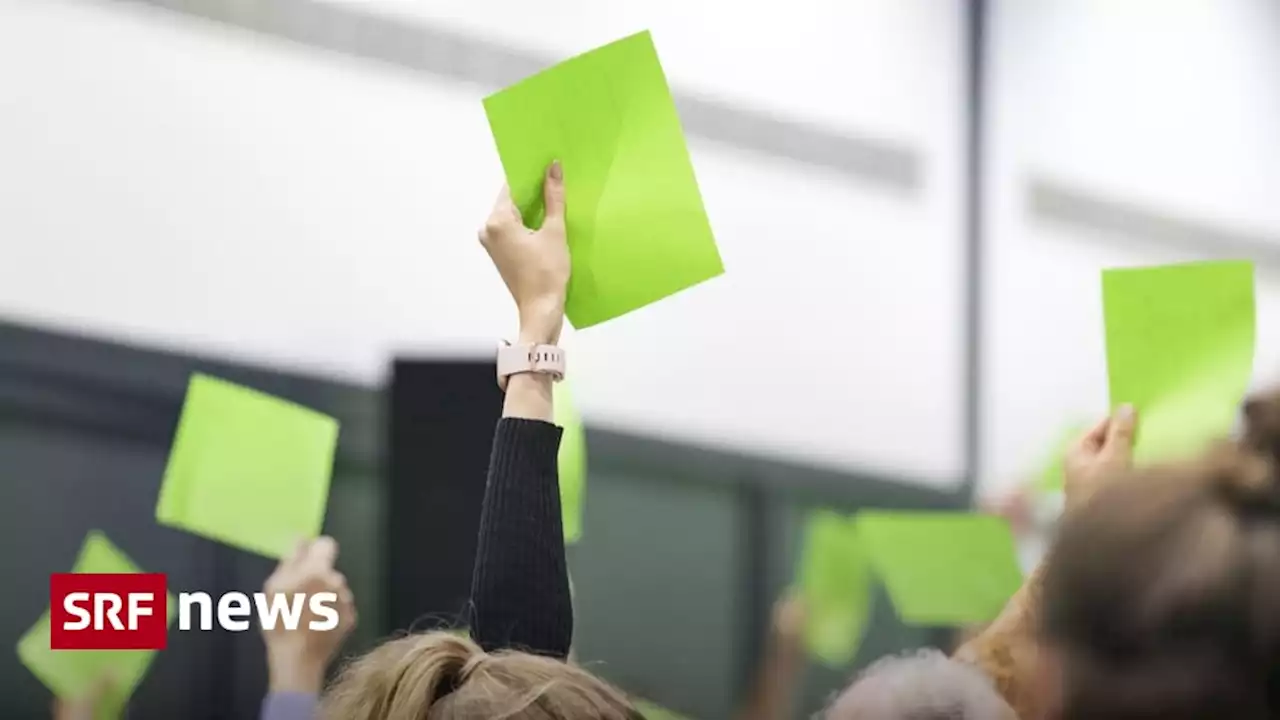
497,342 -> 565,391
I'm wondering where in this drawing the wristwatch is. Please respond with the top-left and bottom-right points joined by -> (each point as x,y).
496,341 -> 565,391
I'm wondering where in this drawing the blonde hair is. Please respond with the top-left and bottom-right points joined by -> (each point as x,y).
320,632 -> 639,720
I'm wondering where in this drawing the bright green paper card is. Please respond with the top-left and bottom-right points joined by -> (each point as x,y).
1103,261 -> 1255,464
156,373 -> 339,558
16,531 -> 176,720
797,510 -> 872,667
555,381 -> 586,544
484,31 -> 723,329
634,700 -> 692,720
858,512 -> 1022,626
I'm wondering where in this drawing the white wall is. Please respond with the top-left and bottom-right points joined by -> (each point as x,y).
983,0 -> 1280,497
0,0 -> 966,485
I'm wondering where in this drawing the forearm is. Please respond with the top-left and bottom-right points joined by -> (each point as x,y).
501,313 -> 559,422
503,372 -> 554,422
470,316 -> 573,656
736,642 -> 804,720
267,649 -> 326,695
955,565 -> 1045,719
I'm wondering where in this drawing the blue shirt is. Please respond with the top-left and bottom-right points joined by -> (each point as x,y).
261,692 -> 318,720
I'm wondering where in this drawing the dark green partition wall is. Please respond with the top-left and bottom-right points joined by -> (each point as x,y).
0,318 -> 963,719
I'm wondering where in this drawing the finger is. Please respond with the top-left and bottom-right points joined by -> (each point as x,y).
284,538 -> 308,568
263,571 -> 281,596
480,185 -> 517,245
490,184 -> 515,218
305,536 -> 339,572
542,161 -> 565,226
1084,415 -> 1110,442
1103,404 -> 1137,455
87,672 -> 115,701
324,570 -> 348,592
1076,415 -> 1110,451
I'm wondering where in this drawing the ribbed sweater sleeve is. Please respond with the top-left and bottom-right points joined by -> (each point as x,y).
468,417 -> 573,659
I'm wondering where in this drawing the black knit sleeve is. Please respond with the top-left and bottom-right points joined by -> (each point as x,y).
468,417 -> 573,659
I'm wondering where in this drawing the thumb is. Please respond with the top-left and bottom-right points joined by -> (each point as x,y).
542,160 -> 565,226
89,673 -> 115,700
306,536 -> 339,572
1105,404 -> 1137,454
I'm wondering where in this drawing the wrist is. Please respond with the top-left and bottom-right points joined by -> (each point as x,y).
267,647 -> 327,694
772,637 -> 805,665
517,296 -> 565,344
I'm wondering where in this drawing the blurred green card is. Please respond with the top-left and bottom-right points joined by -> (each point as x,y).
16,531 -> 175,720
156,373 -> 339,558
858,512 -> 1022,626
554,381 -> 587,544
634,700 -> 692,720
484,30 -> 723,329
1103,261 -> 1255,464
797,510 -> 871,667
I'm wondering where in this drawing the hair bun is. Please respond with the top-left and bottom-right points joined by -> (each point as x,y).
417,633 -> 488,700
1208,414 -> 1280,514
1243,390 -> 1280,461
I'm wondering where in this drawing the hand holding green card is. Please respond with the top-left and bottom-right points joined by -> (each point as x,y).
554,381 -> 587,544
156,373 -> 339,558
857,512 -> 1022,626
17,531 -> 175,720
1103,261 -> 1255,464
484,31 -> 723,329
797,510 -> 871,667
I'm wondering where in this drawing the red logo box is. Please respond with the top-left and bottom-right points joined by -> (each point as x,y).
50,573 -> 169,650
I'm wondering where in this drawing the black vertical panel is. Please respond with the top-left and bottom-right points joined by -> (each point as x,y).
386,359 -> 502,632
959,0 -> 988,505
735,483 -> 769,704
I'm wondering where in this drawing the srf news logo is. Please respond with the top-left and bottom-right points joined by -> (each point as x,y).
50,573 -> 338,650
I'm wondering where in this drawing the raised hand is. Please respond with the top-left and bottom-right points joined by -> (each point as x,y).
261,536 -> 357,693
479,162 -> 570,346
1063,405 -> 1137,511
51,674 -> 113,720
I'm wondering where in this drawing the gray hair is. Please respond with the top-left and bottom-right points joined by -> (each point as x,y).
823,649 -> 1016,720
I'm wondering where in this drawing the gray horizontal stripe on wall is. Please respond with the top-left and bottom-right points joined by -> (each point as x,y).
1029,179 -> 1280,268
106,0 -> 921,190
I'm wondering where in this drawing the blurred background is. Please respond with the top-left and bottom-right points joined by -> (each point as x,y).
2,0 -> 1279,717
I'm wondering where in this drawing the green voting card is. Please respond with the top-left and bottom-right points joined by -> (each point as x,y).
484,30 -> 723,329
555,381 -> 587,544
1103,261 -> 1255,464
17,531 -> 175,720
857,512 -> 1022,626
797,510 -> 871,667
156,373 -> 339,558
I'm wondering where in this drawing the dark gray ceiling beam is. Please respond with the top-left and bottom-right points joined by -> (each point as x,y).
103,0 -> 922,190
1029,178 -> 1280,269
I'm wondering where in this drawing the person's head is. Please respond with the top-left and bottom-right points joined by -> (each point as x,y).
823,649 -> 1017,720
319,631 -> 638,720
1039,393 -> 1280,720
